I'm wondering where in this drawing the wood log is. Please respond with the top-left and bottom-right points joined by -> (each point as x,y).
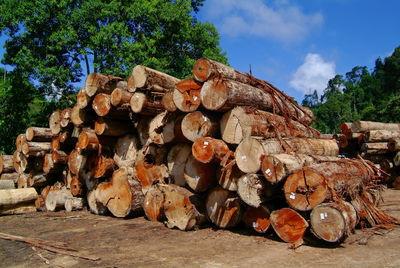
0,180 -> 15,189
242,205 -> 271,233
339,122 -> 352,136
87,190 -> 107,215
111,87 -> 133,106
352,121 -> 400,133
25,127 -> 53,142
206,188 -> 242,229
192,137 -> 231,164
13,152 -> 42,174
95,167 -> 144,217
181,111 -> 218,142
217,164 -> 243,191
394,151 -> 400,167
235,137 -> 339,173
17,173 -> 28,188
76,87 -> 91,109
135,160 -> 169,195
184,154 -> 216,192
363,130 -> 400,142
200,78 -> 313,124
113,134 -> 139,168
77,129 -> 116,152
94,117 -> 133,136
129,65 -> 180,91
237,173 -> 265,207
87,154 -> 115,179
130,92 -> 165,115
158,184 -> 206,231
148,111 -> 176,144
361,142 -> 389,152
92,93 -> 111,117
162,91 -> 177,112
15,134 -> 27,152
173,78 -> 202,112
45,188 -> 73,211
21,141 -> 51,157
27,173 -> 48,188
68,149 -> 87,175
388,138 -> 400,152
310,201 -> 358,243
136,143 -> 168,166
143,184 -> 165,221
64,197 -> 84,212
0,188 -> 38,215
60,108 -> 72,128
270,208 -> 308,245
35,195 -> 45,211
1,172 -> 19,183
52,150 -> 69,165
49,109 -> 62,135
320,133 -> 335,139
220,106 -> 320,144
70,105 -> 96,126
0,155 -> 15,174
85,72 -> 123,97
43,154 -> 58,174
137,116 -> 152,146
167,143 -> 192,186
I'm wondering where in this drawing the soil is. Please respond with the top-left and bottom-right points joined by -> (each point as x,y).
1,189 -> 399,268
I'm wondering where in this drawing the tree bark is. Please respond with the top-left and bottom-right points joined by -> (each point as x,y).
363,130 -> 400,142
167,143 -> 192,186
270,208 -> 308,245
237,173 -> 265,207
242,205 -> 271,233
129,65 -> 180,91
113,134 -> 139,168
184,154 -> 216,193
0,188 -> 38,215
21,141 -> 51,157
143,184 -> 165,221
49,109 -> 62,135
181,111 -> 219,142
45,188 -> 73,211
130,92 -> 165,115
111,87 -> 133,106
388,138 -> 400,151
220,106 -> 320,144
85,72 -> 123,97
352,121 -> 400,133
1,172 -> 19,183
192,137 -> 231,164
76,87 -> 91,109
25,127 -> 53,142
0,155 -> 15,174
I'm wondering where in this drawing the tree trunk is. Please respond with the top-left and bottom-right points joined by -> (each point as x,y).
129,65 -> 180,91
111,87 -> 133,106
25,127 -> 53,142
181,111 -> 219,142
77,129 -> 116,152
0,155 -> 15,174
130,92 -> 165,115
92,93 -> 111,117
0,180 -> 15,189
45,188 -> 73,211
206,187 -> 242,229
363,130 -> 400,142
64,197 -> 84,212
113,134 -> 139,168
167,143 -> 192,186
85,72 -> 123,97
340,122 -> 353,136
270,208 -> 308,245
191,137 -> 231,164
162,91 -> 177,112
237,173 -> 265,207
0,188 -> 38,215
352,121 -> 400,133
388,138 -> 400,151
43,154 -> 63,174
49,109 -> 62,135
242,205 -> 271,233
76,87 -> 91,109
94,117 -> 133,136
1,172 -> 19,183
148,111 -> 177,144
220,106 -> 320,144
235,137 -> 339,173
135,160 -> 169,195
143,184 -> 165,221
184,154 -> 216,193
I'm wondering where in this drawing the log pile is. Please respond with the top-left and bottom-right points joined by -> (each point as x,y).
0,59 -> 397,248
338,121 -> 400,188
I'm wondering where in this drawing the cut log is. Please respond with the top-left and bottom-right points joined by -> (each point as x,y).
17,173 -> 28,188
192,137 -> 231,164
15,134 -> 27,153
76,87 -> 91,109
77,129 -> 116,152
87,154 -> 115,179
60,108 -> 73,128
159,184 -> 206,231
181,111 -> 219,142
361,142 -> 389,152
388,138 -> 400,152
242,205 -> 271,233
173,78 -> 202,112
25,127 -> 53,142
85,72 -> 123,97
363,130 -> 400,142
27,173 -> 48,188
64,197 -> 84,212
70,105 -> 96,126
339,122 -> 353,136
162,91 -> 177,112
235,137 -> 339,173
52,150 -> 69,165
137,116 -> 152,146
136,143 -> 168,166
130,92 -> 165,115
130,65 -> 180,91
135,160 -> 169,195
43,154 -> 62,174
94,117 -> 133,136
217,164 -> 243,191
21,141 -> 51,157
310,201 -> 358,243
49,109 -> 62,135
206,188 -> 242,229
167,143 -> 192,186
0,180 -> 15,189
1,173 -> 19,183
113,134 -> 139,168
148,111 -> 176,144
352,121 -> 400,133
0,155 -> 15,174
143,184 -> 165,221
184,154 -> 216,192
237,173 -> 265,207
87,190 -> 107,215
92,93 -> 111,117
111,87 -> 133,106
13,152 -> 43,174
95,167 -> 144,217
45,188 -> 73,211
35,195 -> 45,211
68,149 -> 87,175
270,208 -> 308,245
220,106 -> 320,144
0,188 -> 38,215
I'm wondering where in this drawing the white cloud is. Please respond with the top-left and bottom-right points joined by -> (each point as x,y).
290,53 -> 336,95
203,0 -> 323,43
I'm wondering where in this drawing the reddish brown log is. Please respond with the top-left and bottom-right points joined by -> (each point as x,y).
129,65 -> 180,91
173,78 -> 202,112
270,208 -> 308,245
43,154 -> 62,174
130,92 -> 165,115
388,138 -> 400,152
111,87 -> 133,106
135,160 -> 169,194
25,127 -> 53,142
60,108 -> 73,128
0,155 -> 15,174
68,149 -> 87,175
242,205 -> 271,233
52,150 -> 69,165
206,188 -> 242,229
85,72 -> 123,97
77,130 -> 116,152
184,154 -> 216,192
76,87 -> 91,109
339,122 -> 353,136
143,184 -> 165,222
94,117 -> 133,136
92,93 -> 111,117
49,110 -> 62,135
87,190 -> 107,215
167,143 -> 192,186
70,175 -> 84,196
217,164 -> 243,191
181,111 -> 218,142
192,137 -> 230,164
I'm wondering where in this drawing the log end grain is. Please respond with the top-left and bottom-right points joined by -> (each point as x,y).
270,208 -> 308,243
242,205 -> 271,233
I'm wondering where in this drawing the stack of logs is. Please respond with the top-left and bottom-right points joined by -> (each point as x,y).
338,121 -> 400,189
0,58 -> 398,248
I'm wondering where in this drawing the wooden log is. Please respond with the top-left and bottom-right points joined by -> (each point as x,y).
25,127 -> 53,142
52,150 -> 69,165
143,184 -> 165,221
137,116 -> 152,146
192,137 -> 231,164
129,65 -> 180,91
237,173 -> 265,207
135,160 -> 169,195
0,188 -> 38,215
220,106 -> 320,144
352,121 -> 400,133
235,137 -> 339,173
184,154 -> 216,192
363,130 -> 400,142
68,149 -> 87,175
0,180 -> 15,189
87,190 -> 107,215
162,91 -> 177,112
394,151 -> 400,167
339,122 -> 352,136
148,111 -> 176,144
49,109 -> 62,135
111,87 -> 133,106
173,78 -> 202,112
87,154 -> 115,179
130,92 -> 165,115
85,72 -> 123,97
17,173 -> 28,188
217,164 -> 243,191
0,155 -> 15,174
361,142 -> 389,152
95,167 -> 144,217
77,129 -> 116,152
206,188 -> 242,229
64,197 -> 84,212
94,117 -> 132,136
15,134 -> 27,152
320,133 -> 335,139
92,93 -> 111,117
242,205 -> 271,233
270,208 -> 308,245
76,87 -> 91,109
167,143 -> 192,186
159,184 -> 206,230
27,173 -> 48,188
136,143 -> 168,166
21,141 -> 51,157
310,201 -> 358,243
70,105 -> 96,126
1,172 -> 19,183
181,111 -> 219,142
13,152 -> 43,174
113,134 -> 139,168
388,138 -> 400,152
45,188 -> 73,211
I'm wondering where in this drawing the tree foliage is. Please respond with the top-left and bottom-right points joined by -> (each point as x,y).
303,46 -> 400,134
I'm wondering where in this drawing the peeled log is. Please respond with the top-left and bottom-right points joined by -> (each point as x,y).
310,201 -> 358,243
143,184 -> 165,221
184,155 -> 216,193
49,110 -> 62,135
25,127 -> 53,142
181,111 -> 218,142
65,197 -> 84,212
235,137 -> 339,173
242,205 -> 271,233
270,208 -> 308,245
129,65 -> 180,91
0,188 -> 38,215
0,155 -> 15,174
45,188 -> 73,211
220,106 -> 320,144
85,72 -> 123,97
192,137 -> 230,164
94,117 -> 133,136
167,143 -> 192,186
388,138 -> 400,152
113,134 -> 139,168
206,188 -> 242,229
237,173 -> 265,207
130,92 -> 165,115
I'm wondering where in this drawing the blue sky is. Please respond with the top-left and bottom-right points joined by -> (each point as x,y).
1,0 -> 399,103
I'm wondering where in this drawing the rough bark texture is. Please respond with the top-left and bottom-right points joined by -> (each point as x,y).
1,173 -> 19,183
270,208 -> 308,245
64,197 -> 84,212
351,121 -> 400,133
181,111 -> 219,142
21,141 -> 51,157
0,155 -> 15,174
363,130 -> 400,142
25,127 -> 53,142
85,72 -> 123,97
162,91 -> 177,112
130,65 -> 180,91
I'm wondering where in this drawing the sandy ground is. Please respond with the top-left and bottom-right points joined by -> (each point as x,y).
0,189 -> 399,268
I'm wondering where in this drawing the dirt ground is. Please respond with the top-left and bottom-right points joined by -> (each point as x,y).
1,189 -> 399,268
